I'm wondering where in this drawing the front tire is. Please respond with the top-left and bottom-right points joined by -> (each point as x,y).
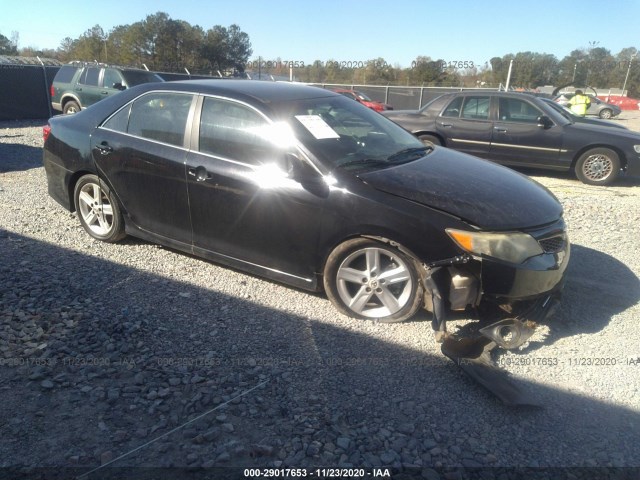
323,238 -> 424,323
574,148 -> 620,185
74,175 -> 125,242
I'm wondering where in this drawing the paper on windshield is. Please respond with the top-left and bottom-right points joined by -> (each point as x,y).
295,115 -> 340,140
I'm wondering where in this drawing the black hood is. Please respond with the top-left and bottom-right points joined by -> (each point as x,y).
358,148 -> 563,230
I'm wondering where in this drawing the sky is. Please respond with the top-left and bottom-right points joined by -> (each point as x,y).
1,0 -> 639,68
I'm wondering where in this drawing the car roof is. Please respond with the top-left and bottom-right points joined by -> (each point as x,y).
158,79 -> 337,104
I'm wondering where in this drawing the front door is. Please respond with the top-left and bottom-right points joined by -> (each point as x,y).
186,96 -> 324,282
490,96 -> 563,168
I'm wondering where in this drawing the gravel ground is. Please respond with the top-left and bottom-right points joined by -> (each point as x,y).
1,112 -> 639,480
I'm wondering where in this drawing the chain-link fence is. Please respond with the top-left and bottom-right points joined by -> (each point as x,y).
0,58 -> 501,121
312,83 -> 499,110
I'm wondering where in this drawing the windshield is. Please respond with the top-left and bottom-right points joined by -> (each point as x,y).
278,95 -> 427,171
355,91 -> 373,102
542,99 -> 575,122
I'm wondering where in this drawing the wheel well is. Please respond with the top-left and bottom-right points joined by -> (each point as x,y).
61,95 -> 81,109
67,170 -> 93,212
571,145 -> 627,170
320,234 -> 426,282
414,131 -> 445,146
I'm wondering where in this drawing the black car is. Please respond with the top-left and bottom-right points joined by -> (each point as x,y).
43,80 -> 569,331
382,91 -> 640,185
51,62 -> 164,114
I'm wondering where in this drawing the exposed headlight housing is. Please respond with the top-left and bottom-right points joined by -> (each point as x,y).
446,229 -> 544,264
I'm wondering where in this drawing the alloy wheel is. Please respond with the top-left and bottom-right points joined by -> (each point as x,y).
335,247 -> 413,318
77,182 -> 115,236
582,154 -> 613,181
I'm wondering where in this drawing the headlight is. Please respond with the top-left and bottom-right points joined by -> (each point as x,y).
446,229 -> 543,264
633,145 -> 640,153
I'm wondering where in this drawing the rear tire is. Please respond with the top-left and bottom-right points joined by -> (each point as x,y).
323,238 -> 424,323
74,174 -> 126,242
63,100 -> 81,115
574,148 -> 620,185
599,108 -> 613,119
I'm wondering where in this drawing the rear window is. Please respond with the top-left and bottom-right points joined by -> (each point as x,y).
121,70 -> 163,87
79,67 -> 100,86
54,66 -> 79,84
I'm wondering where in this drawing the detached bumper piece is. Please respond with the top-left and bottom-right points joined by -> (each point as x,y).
426,258 -> 561,405
441,317 -> 542,407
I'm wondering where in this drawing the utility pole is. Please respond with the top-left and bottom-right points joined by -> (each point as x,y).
622,52 -> 638,96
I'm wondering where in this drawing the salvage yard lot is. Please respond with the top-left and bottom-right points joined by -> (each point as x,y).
1,113 -> 639,477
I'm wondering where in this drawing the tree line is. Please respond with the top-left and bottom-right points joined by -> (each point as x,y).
2,14 -> 638,96
2,12 -> 252,75
285,48 -> 639,96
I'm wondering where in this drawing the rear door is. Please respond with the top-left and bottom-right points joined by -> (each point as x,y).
435,94 -> 493,158
489,96 -> 563,167
92,91 -> 195,243
76,67 -> 103,108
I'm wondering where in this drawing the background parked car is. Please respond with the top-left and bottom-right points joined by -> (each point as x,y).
332,88 -> 393,112
555,93 -> 622,119
382,91 -> 640,185
51,62 -> 164,114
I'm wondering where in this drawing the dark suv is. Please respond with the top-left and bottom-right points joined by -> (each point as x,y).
51,62 -> 164,114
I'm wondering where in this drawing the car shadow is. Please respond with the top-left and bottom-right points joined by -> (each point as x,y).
0,230 -> 638,478
0,143 -> 43,173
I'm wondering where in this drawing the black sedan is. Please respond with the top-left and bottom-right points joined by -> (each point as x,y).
43,80 -> 569,332
383,91 -> 640,185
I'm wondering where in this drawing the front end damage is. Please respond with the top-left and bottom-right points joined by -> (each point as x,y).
422,239 -> 568,406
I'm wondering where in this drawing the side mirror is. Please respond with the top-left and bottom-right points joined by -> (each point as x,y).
113,83 -> 126,91
537,115 -> 553,129
284,153 -> 316,181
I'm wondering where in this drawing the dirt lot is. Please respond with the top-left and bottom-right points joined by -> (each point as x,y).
0,112 -> 639,480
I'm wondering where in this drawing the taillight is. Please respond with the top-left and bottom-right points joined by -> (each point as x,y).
43,125 -> 51,142
50,85 -> 54,97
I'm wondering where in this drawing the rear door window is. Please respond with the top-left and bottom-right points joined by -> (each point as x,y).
79,67 -> 100,86
126,93 -> 194,147
461,96 -> 490,120
441,96 -> 464,117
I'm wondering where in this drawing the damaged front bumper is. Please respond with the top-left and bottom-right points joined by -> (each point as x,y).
423,229 -> 569,406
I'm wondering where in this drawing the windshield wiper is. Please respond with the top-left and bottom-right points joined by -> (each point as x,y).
337,158 -> 390,169
386,145 -> 432,162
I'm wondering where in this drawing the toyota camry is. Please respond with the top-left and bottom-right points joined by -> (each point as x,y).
43,80 -> 569,339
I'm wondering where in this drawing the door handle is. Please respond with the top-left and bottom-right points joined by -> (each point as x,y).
494,127 -> 507,133
96,142 -> 113,155
438,122 -> 453,128
101,91 -> 109,95
188,166 -> 212,182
